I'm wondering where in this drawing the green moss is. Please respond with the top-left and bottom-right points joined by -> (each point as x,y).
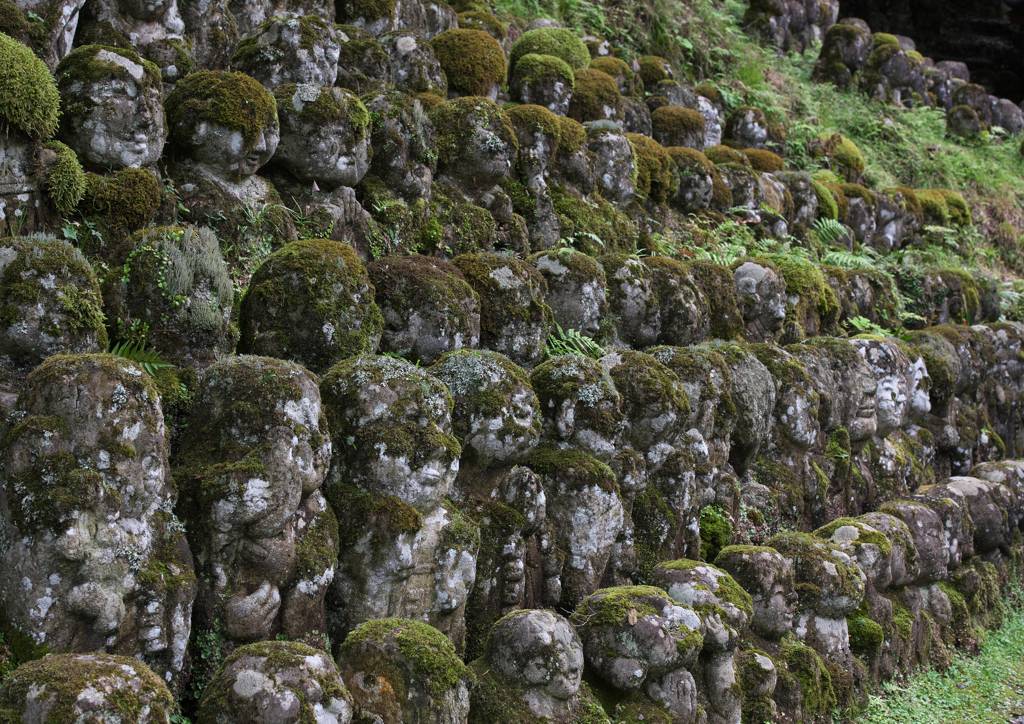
699,505 -> 733,563
55,44 -> 162,112
704,144 -> 751,167
749,253 -> 839,334
340,619 -> 468,698
651,105 -> 705,140
458,11 -> 505,39
430,97 -> 518,171
742,148 -> 785,173
274,83 -> 369,141
328,484 -> 423,550
431,29 -> 507,97
838,182 -> 877,211
667,146 -> 713,173
937,189 -> 972,225
626,132 -> 675,203
709,166 -> 733,210
508,103 -> 563,149
637,55 -> 673,87
511,52 -> 576,92
589,56 -> 640,96
780,640 -> 836,717
82,168 -> 162,241
567,68 -> 623,123
550,185 -> 637,252
813,132 -> 866,175
694,82 -> 723,107
0,30 -> 60,138
41,141 -> 85,216
231,14 -> 333,65
336,0 -> 396,22
164,70 -> 278,151
525,445 -> 618,495
811,179 -> 839,220
915,188 -> 950,226
570,585 -> 667,627
936,268 -> 981,319
814,517 -> 893,555
873,32 -> 899,47
508,27 -> 591,79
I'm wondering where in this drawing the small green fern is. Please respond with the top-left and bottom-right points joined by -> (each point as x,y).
812,217 -> 849,246
545,324 -> 605,360
109,340 -> 173,376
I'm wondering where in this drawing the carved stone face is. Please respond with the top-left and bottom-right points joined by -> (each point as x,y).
59,52 -> 167,169
274,113 -> 370,189
189,122 -> 279,183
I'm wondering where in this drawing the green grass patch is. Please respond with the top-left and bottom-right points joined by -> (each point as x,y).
854,587 -> 1024,724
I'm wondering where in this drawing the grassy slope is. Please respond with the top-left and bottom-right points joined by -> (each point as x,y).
854,589 -> 1024,723
493,0 -> 1024,277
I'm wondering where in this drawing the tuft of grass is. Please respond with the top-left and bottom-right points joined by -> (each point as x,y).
853,586 -> 1024,724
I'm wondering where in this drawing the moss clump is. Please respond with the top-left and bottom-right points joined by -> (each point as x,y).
914,188 -> 950,226
651,105 -> 705,139
82,168 -> 162,244
637,55 -> 673,87
694,83 -> 723,107
936,268 -> 981,320
525,445 -> 618,495
668,146 -> 713,173
873,32 -> 899,47
812,179 -> 839,220
752,253 -> 840,334
0,31 -> 59,138
742,148 -> 785,173
339,619 -> 468,698
41,141 -> 85,216
589,56 -> 641,96
511,52 -> 576,94
937,189 -> 971,225
164,70 -> 278,152
431,28 -> 507,97
686,259 -> 744,339
550,185 -> 638,252
813,132 -> 866,175
567,68 -> 623,123
230,15 -> 334,66
627,132 -> 675,203
709,166 -> 733,210
779,640 -> 836,718
336,0 -> 397,23
699,505 -> 733,562
704,144 -> 751,167
457,11 -> 505,39
508,27 -> 591,79
508,103 -> 563,150
838,182 -> 877,211
847,612 -> 884,655
55,44 -> 162,112
569,585 -> 668,628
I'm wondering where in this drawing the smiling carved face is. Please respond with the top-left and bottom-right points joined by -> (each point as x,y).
189,121 -> 280,183
63,76 -> 166,169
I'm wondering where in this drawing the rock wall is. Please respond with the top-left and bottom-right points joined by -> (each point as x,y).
0,0 -> 1022,722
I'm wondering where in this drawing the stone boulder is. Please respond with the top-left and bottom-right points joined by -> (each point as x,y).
714,545 -> 797,639
733,261 -> 786,343
528,249 -> 607,338
230,16 -> 340,89
530,355 -> 621,461
598,254 -> 661,349
197,641 -> 353,724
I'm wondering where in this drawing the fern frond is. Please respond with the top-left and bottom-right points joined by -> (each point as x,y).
545,324 -> 605,360
109,340 -> 174,376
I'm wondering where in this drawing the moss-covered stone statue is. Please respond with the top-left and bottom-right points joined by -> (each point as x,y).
0,654 -> 175,723
0,354 -> 196,688
469,609 -> 595,724
173,356 -> 336,645
55,44 -> 166,170
230,15 -> 340,90
197,640 -> 354,724
238,239 -> 383,373
162,70 -> 296,265
336,619 -> 472,724
79,0 -> 186,53
264,84 -> 377,247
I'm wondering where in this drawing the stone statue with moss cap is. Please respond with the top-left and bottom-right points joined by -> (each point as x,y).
264,84 -> 377,246
81,0 -> 186,52
162,70 -> 296,262
55,44 -> 167,170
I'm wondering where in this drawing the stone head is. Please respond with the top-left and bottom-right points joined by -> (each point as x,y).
164,70 -> 279,182
430,97 -> 518,195
55,45 -> 166,169
488,610 -> 584,710
272,84 -> 371,190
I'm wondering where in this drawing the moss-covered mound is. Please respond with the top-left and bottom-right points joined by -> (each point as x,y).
0,31 -> 60,138
336,0 -> 398,23
508,27 -> 590,80
566,67 -> 623,123
431,28 -> 507,97
637,55 -> 674,87
164,70 -> 278,152
55,43 -> 162,112
627,132 -> 676,203
589,55 -> 641,96
40,141 -> 85,216
743,148 -> 785,173
458,11 -> 505,39
238,239 -> 383,373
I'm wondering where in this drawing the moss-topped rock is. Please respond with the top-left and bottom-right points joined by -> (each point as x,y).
452,252 -> 553,368
650,559 -> 752,644
627,132 -> 677,204
508,52 -> 576,115
598,254 -> 661,349
589,56 -> 641,97
637,55 -> 674,87
509,27 -> 590,80
0,31 -> 60,139
567,68 -> 624,124
238,239 -> 383,373
714,545 -> 797,639
334,33 -> 392,94
811,131 -> 865,180
667,146 -> 714,212
78,169 -> 162,260
765,532 -> 865,618
0,654 -> 173,723
368,254 -> 480,364
529,355 -> 621,460
197,640 -> 353,723
0,235 -> 106,369
230,15 -> 341,90
431,28 -> 506,98
430,97 -> 518,193
601,349 -> 689,456
429,348 -> 540,469
723,106 -> 768,150
570,585 -> 702,692
164,69 -> 279,155
528,248 -> 607,337
337,619 -> 471,724
645,256 -> 710,346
